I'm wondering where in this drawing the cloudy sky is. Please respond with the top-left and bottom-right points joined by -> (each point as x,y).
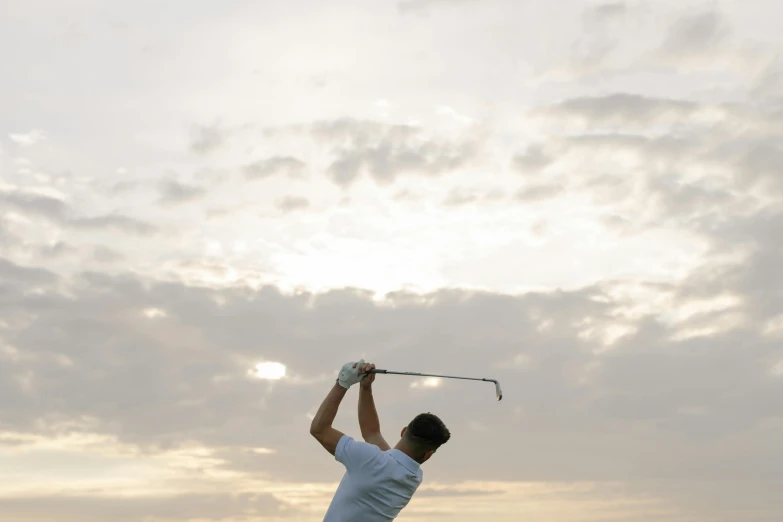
1,0 -> 782,521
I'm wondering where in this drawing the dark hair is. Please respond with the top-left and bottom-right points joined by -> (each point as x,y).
405,413 -> 450,452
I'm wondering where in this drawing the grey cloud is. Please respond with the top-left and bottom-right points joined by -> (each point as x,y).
244,156 -> 306,180
92,245 -> 124,263
544,93 -> 698,126
0,259 -> 780,493
0,191 -> 69,221
158,179 -> 207,205
660,8 -> 729,56
311,118 -> 481,187
0,493 -> 286,522
0,258 -> 59,288
752,59 -> 783,106
535,91 -> 783,206
511,144 -> 554,175
398,0 -> 480,14
190,122 -> 228,154
0,190 -> 157,235
645,176 -> 735,218
415,488 -> 505,498
710,135 -> 783,195
587,1 -> 626,20
599,213 -> 635,234
0,220 -> 18,249
276,196 -> 310,213
563,3 -> 733,78
36,241 -> 75,259
678,210 -> 783,323
205,207 -> 233,219
443,187 -> 506,206
636,479 -> 783,522
515,183 -> 563,202
109,180 -> 141,194
443,189 -> 477,207
70,215 -> 157,235
572,1 -> 629,68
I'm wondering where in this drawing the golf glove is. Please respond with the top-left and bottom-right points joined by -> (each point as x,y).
337,359 -> 365,389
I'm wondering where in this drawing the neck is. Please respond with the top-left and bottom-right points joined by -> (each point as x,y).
394,441 -> 423,463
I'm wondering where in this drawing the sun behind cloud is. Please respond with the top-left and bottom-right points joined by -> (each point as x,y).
410,377 -> 441,388
253,362 -> 287,380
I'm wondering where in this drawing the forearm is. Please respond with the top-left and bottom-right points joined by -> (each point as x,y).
358,386 -> 381,437
310,382 -> 347,434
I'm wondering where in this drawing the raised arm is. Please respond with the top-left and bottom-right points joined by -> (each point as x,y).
310,360 -> 368,455
358,362 -> 390,451
309,382 -> 347,455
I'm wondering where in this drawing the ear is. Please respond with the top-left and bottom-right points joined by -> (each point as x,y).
400,426 -> 406,438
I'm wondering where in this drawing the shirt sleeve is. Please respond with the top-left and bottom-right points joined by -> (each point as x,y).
335,434 -> 382,471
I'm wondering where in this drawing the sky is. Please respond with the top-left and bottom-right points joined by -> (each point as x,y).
1,0 -> 782,521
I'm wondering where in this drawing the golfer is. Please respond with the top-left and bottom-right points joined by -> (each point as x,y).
310,359 -> 451,521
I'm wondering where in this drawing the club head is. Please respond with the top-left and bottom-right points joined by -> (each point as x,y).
492,380 -> 502,401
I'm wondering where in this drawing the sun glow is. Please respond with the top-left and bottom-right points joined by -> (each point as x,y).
254,362 -> 287,380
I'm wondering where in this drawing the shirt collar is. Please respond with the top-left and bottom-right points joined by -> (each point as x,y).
389,449 -> 421,473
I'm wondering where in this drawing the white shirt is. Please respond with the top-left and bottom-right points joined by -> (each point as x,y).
322,434 -> 423,522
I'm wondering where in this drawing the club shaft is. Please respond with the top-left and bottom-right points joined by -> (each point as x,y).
369,369 -> 494,383
365,369 -> 503,400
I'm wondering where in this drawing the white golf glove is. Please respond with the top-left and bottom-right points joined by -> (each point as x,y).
337,359 -> 365,389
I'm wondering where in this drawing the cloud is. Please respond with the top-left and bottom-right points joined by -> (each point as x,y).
0,220 -> 18,248
542,93 -> 700,127
0,258 -> 58,288
36,241 -> 75,259
2,3 -> 783,519
443,187 -> 505,206
398,0 -> 481,14
515,183 -> 564,202
587,1 -> 626,19
659,7 -> 730,57
9,130 -> 46,146
158,179 -> 207,205
70,215 -> 157,235
511,144 -> 555,175
549,2 -> 750,81
415,487 -> 505,497
310,118 -> 483,187
443,189 -> 478,207
0,493 -> 285,522
276,196 -> 310,213
1,215 -> 782,515
109,180 -> 143,195
533,90 -> 783,200
0,191 -> 69,221
0,262 -> 779,487
189,122 -> 228,154
752,58 -> 783,106
571,1 -> 629,68
243,156 -> 306,180
91,246 -> 125,264
0,190 -> 157,235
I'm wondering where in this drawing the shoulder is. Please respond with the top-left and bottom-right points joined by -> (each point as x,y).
335,434 -> 385,467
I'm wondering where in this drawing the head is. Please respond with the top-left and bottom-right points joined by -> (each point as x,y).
396,412 -> 450,464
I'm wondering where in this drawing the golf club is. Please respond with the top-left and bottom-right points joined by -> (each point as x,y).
366,369 -> 503,401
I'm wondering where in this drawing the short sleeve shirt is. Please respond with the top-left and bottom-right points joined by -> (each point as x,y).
322,435 -> 423,522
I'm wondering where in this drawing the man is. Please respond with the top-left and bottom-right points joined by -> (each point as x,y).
309,359 -> 451,522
